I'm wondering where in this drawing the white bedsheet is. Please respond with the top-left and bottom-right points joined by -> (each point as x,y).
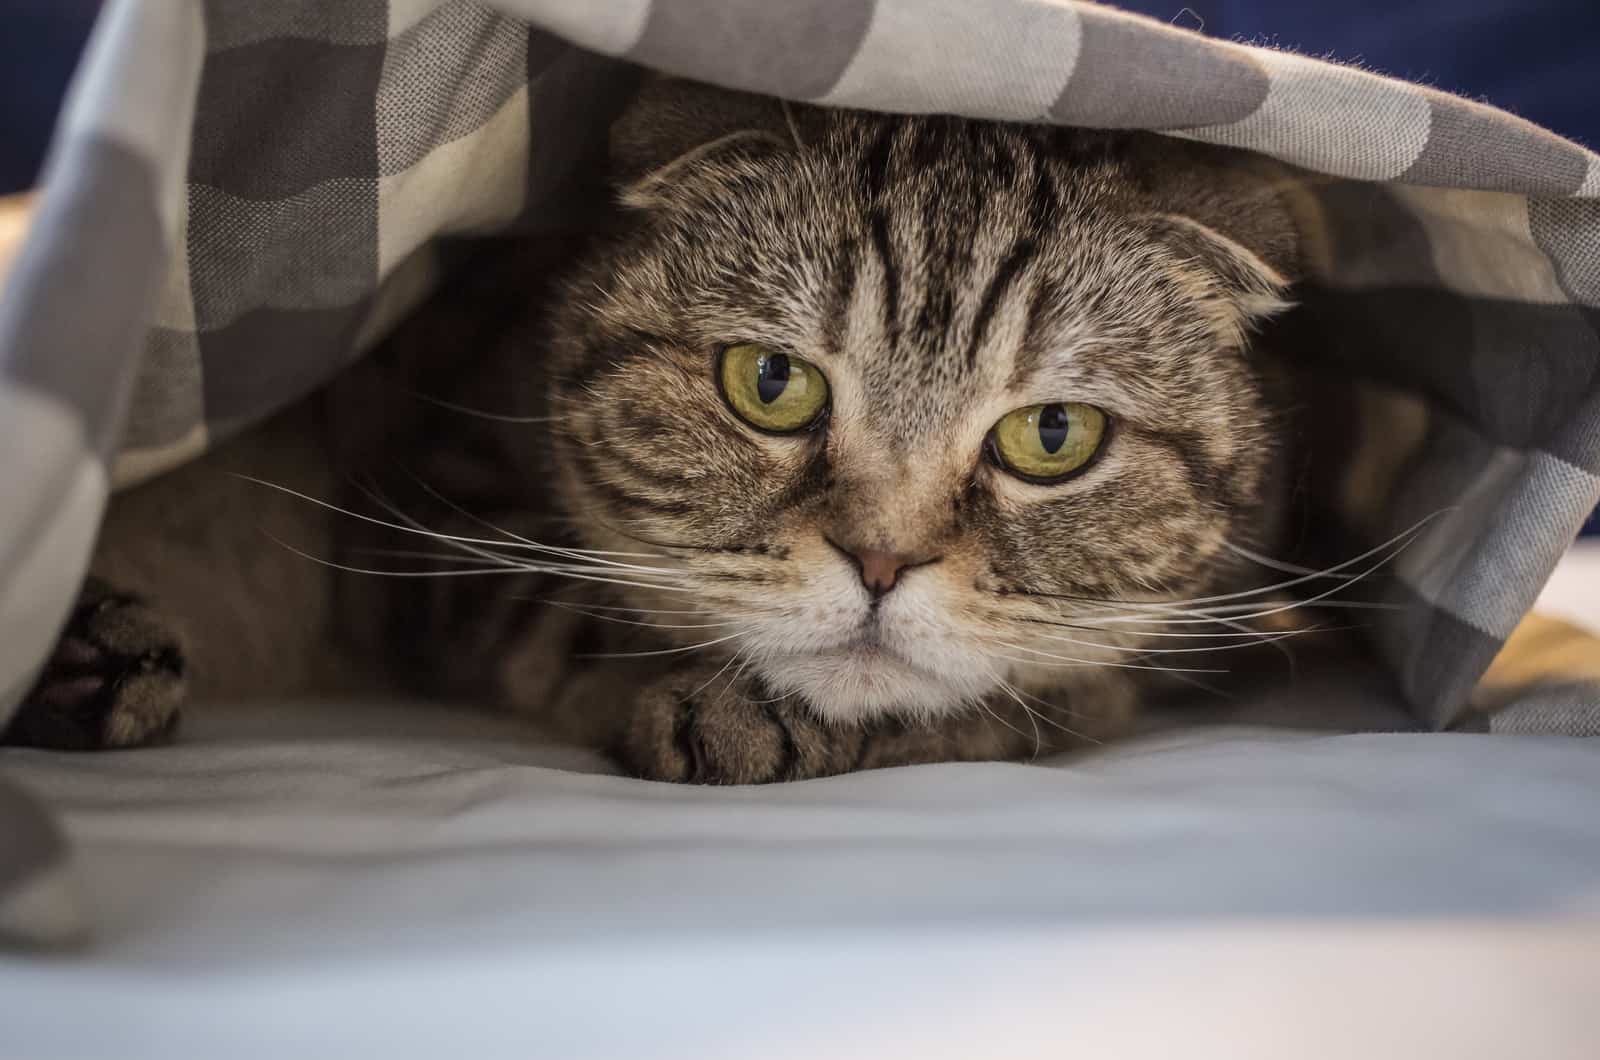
2,697 -> 1599,1059
3,544 -> 1599,1058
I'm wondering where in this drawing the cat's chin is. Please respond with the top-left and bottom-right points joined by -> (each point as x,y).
754,644 -> 994,725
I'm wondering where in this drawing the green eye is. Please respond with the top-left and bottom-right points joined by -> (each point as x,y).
718,343 -> 829,433
989,402 -> 1108,481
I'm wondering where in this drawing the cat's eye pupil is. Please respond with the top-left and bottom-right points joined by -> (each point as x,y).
756,353 -> 791,404
1037,403 -> 1070,454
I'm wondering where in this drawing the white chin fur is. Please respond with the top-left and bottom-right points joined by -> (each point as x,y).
753,646 -> 997,725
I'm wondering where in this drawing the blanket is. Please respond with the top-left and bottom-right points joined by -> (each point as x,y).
2,0 -> 1599,945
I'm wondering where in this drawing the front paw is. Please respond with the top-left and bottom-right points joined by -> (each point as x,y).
3,578 -> 187,751
617,666 -> 859,784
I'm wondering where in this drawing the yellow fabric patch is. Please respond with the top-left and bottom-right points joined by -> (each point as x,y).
1481,612 -> 1600,693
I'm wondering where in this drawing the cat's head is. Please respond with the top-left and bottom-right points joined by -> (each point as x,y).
543,78 -> 1301,726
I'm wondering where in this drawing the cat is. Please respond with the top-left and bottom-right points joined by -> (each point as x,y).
2,76 -> 1325,782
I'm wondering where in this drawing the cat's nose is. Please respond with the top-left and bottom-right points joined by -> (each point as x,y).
827,539 -> 939,599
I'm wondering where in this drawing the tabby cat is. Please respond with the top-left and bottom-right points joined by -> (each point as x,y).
3,77 -> 1323,782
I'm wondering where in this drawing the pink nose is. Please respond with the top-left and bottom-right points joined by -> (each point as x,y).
827,539 -> 940,599
855,549 -> 911,598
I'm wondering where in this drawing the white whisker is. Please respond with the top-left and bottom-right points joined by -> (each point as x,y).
346,547 -> 508,565
263,531 -> 710,595
544,600 -> 741,631
1080,559 -> 1400,629
985,675 -> 1043,755
393,471 -> 671,568
1221,540 -> 1358,580
402,388 -> 562,424
544,601 -> 730,616
236,475 -> 664,564
577,629 -> 750,660
1067,509 -> 1446,620
1027,626 -> 1313,656
971,696 -> 1035,748
989,674 -> 1098,744
258,532 -> 514,579
994,644 -> 1227,675
680,647 -> 749,703
363,477 -> 681,582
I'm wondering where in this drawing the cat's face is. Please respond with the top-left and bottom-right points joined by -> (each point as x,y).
545,85 -> 1299,724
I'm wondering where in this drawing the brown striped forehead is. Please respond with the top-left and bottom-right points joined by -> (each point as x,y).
590,113 -> 1256,457
845,119 -> 1064,385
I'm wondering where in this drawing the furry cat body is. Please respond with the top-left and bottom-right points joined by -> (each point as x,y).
5,79 -> 1316,781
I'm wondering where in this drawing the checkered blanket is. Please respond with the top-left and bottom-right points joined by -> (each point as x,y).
3,0 -> 1599,943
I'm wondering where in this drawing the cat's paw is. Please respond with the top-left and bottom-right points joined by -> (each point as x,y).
3,578 -> 187,751
618,666 -> 860,784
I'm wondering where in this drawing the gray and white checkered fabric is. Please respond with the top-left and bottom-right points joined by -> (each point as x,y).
2,0 -> 1598,891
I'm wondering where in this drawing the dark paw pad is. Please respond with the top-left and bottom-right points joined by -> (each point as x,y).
4,579 -> 186,751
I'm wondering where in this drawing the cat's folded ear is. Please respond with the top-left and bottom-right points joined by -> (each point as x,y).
1133,137 -> 1303,342
1147,212 -> 1294,327
609,76 -> 812,209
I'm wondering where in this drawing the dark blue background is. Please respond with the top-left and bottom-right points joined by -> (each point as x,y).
1116,1 -> 1600,151
0,1 -> 100,194
2,1 -> 1596,534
